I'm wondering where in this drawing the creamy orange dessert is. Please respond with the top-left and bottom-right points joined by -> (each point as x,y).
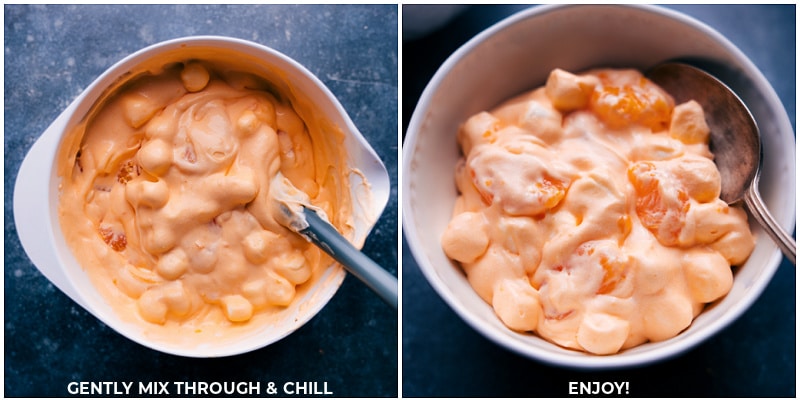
441,68 -> 755,355
58,59 -> 353,340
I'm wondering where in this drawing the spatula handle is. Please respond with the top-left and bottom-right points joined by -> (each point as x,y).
300,207 -> 398,308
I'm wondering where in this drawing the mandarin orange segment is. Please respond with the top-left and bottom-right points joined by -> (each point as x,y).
597,255 -> 626,295
469,163 -> 566,216
117,159 -> 141,184
617,214 -> 632,241
590,78 -> 673,131
573,241 -> 626,295
539,176 -> 567,210
557,241 -> 628,296
628,162 -> 688,246
99,225 -> 127,252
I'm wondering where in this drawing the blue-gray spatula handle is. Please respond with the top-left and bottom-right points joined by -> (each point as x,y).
299,206 -> 398,309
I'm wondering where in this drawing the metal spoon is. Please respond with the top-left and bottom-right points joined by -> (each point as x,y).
647,62 -> 795,264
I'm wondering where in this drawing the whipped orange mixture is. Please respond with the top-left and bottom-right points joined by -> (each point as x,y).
441,68 -> 755,355
58,59 -> 352,338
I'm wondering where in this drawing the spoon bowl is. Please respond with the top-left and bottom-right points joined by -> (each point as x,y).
647,62 -> 795,263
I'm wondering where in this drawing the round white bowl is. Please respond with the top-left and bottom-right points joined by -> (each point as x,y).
14,36 -> 390,357
403,4 -> 795,369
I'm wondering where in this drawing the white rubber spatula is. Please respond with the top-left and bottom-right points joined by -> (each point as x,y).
270,173 -> 398,308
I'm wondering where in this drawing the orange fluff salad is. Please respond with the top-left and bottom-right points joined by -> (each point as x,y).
441,68 -> 755,355
57,59 -> 353,341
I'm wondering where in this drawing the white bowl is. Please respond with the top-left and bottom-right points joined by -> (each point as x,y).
403,4 -> 795,369
14,36 -> 390,357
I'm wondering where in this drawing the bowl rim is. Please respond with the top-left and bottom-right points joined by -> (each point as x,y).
402,3 -> 795,369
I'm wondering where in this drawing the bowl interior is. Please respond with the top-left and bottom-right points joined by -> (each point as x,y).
23,36 -> 388,357
403,4 -> 795,368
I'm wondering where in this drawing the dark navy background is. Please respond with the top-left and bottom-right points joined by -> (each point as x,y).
5,5 -> 397,398
402,4 -> 795,397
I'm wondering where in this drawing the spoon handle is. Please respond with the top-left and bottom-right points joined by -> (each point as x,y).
745,176 -> 796,264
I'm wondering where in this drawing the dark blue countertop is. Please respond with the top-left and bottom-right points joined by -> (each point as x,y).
5,4 -> 397,398
402,4 -> 795,398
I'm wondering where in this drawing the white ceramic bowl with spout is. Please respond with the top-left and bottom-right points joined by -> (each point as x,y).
403,4 -> 795,369
14,36 -> 390,357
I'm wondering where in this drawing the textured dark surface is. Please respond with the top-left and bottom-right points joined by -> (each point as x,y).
402,4 -> 795,398
5,4 -> 397,398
